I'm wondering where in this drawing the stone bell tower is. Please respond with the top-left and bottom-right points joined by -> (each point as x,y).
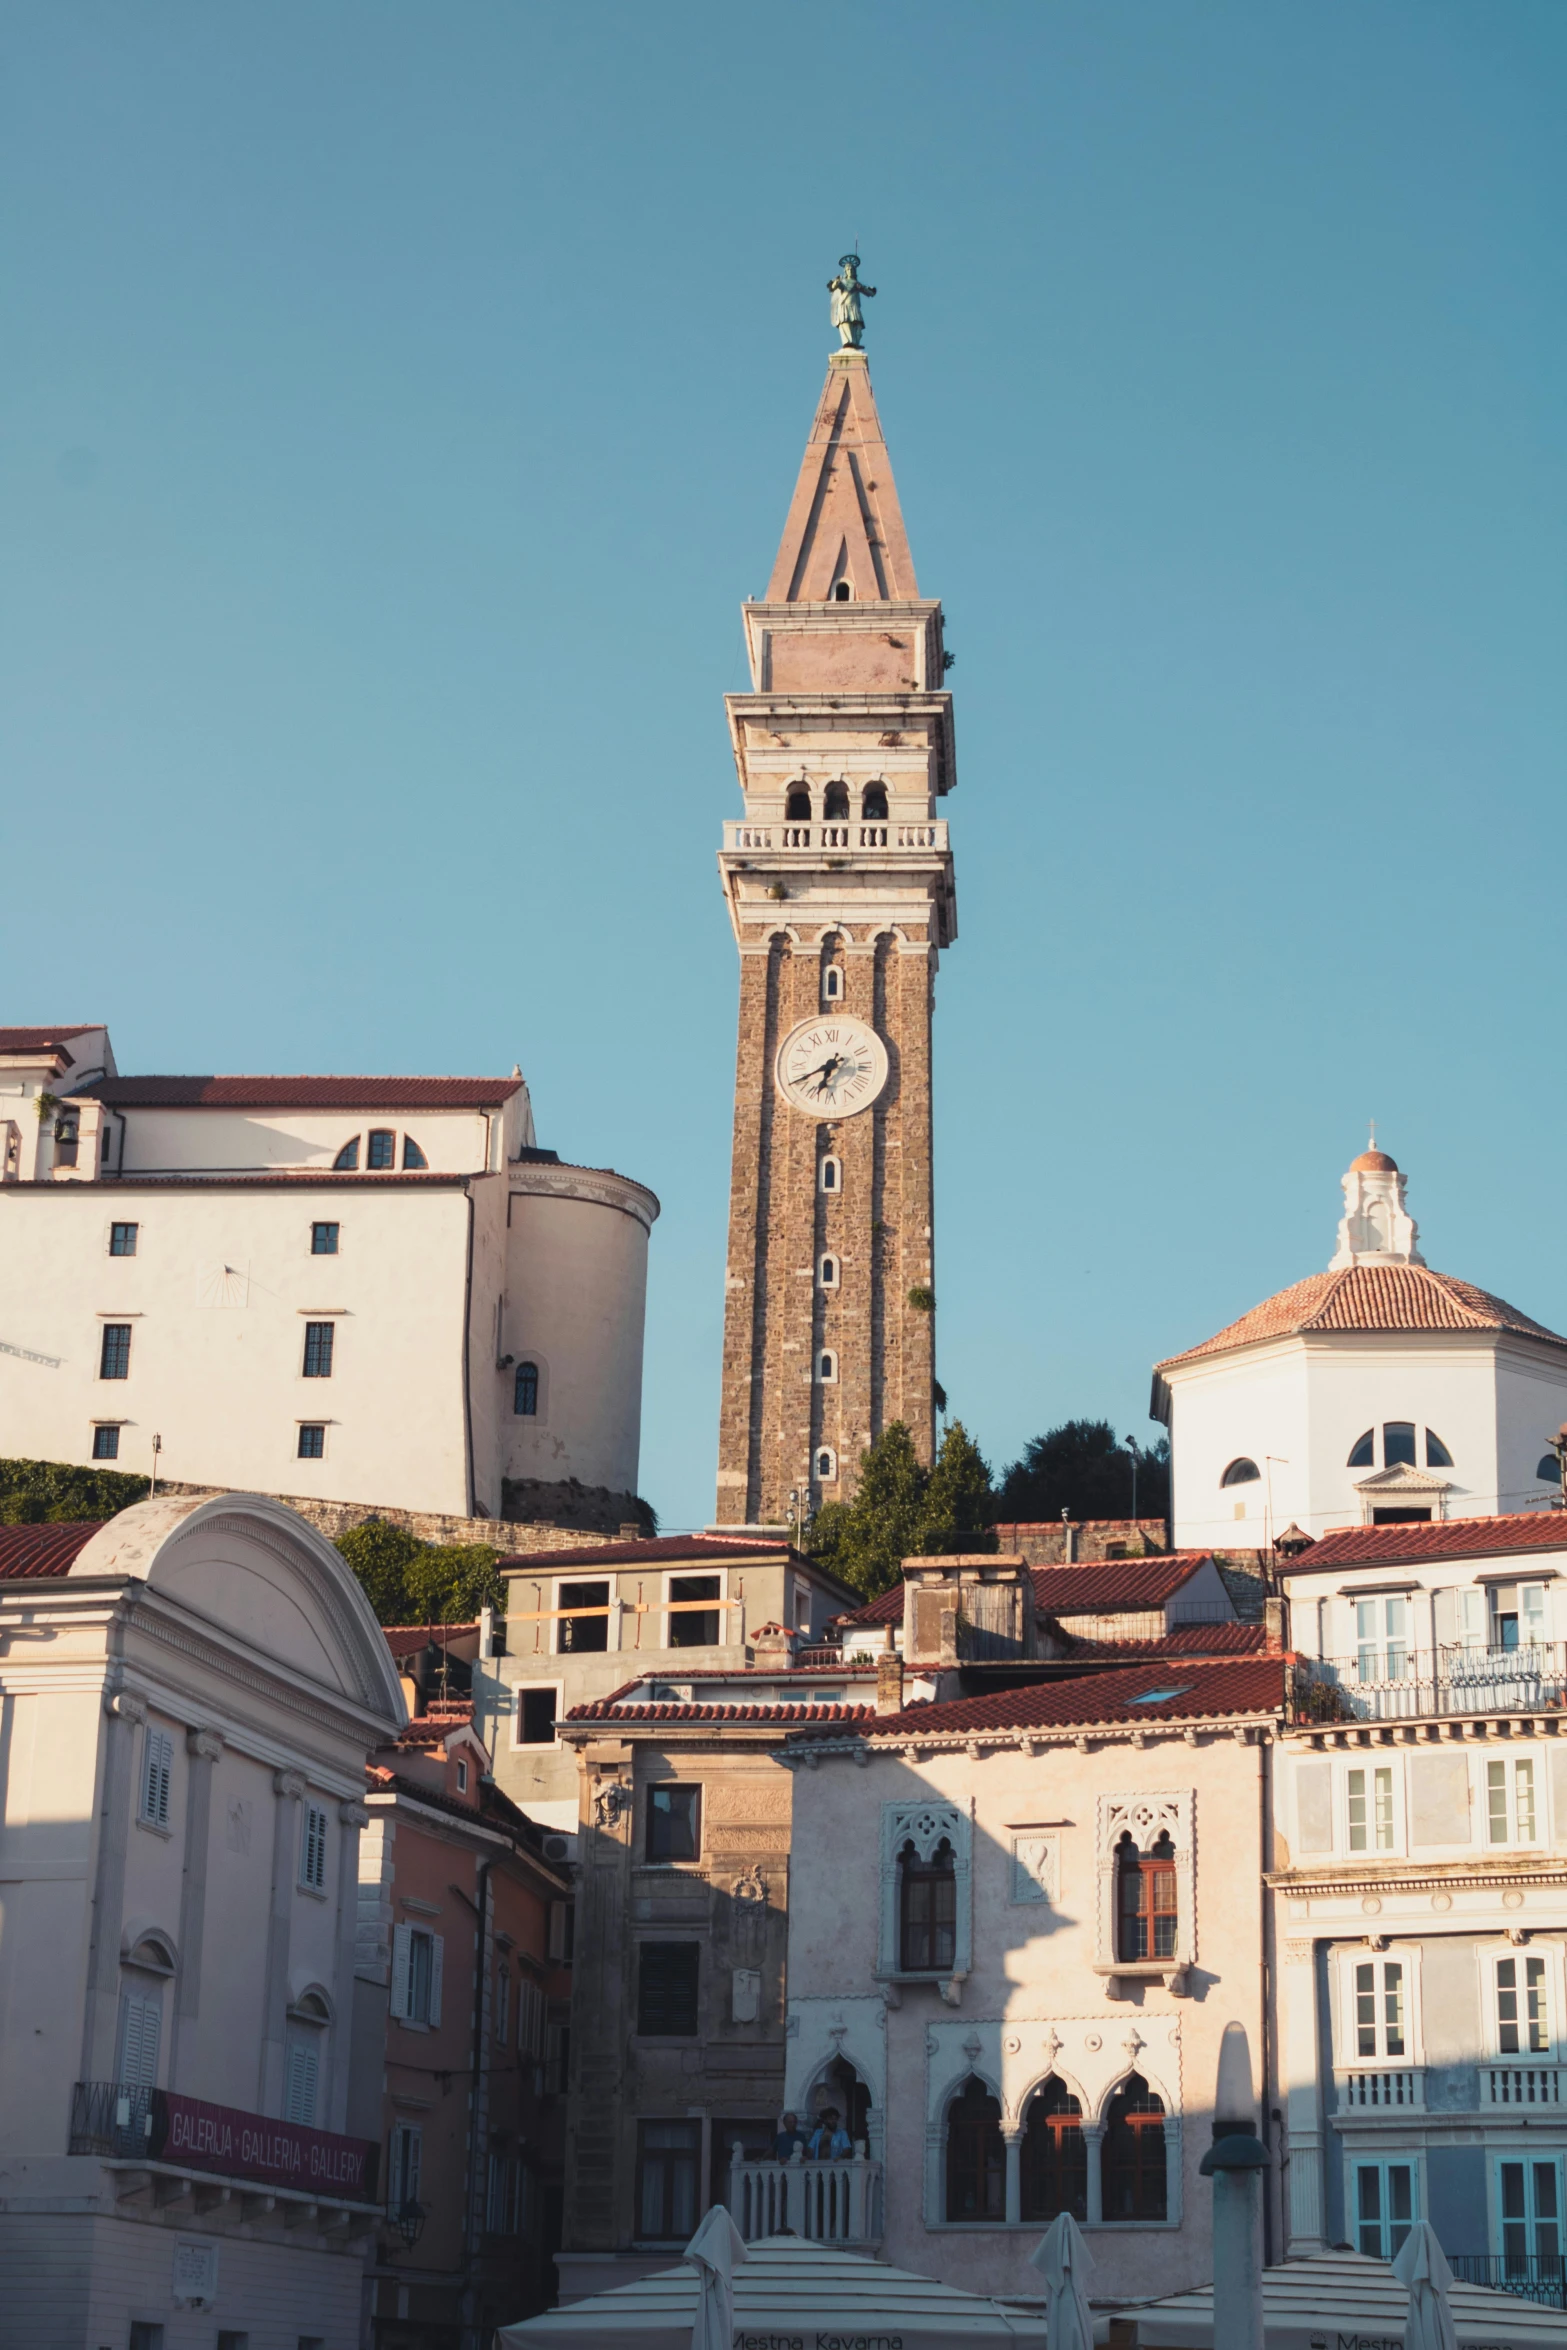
713,278 -> 958,1528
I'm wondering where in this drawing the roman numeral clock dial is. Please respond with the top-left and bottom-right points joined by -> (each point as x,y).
774,1016 -> 889,1116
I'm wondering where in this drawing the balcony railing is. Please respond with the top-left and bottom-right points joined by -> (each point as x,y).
70,2081 -> 379,2205
1448,2255 -> 1566,2309
723,821 -> 948,856
1293,1643 -> 1567,1723
1334,2067 -> 1425,2112
724,2147 -> 881,2245
1482,2064 -> 1564,2109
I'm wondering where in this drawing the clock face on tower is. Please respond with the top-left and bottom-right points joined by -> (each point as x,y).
774,1015 -> 889,1117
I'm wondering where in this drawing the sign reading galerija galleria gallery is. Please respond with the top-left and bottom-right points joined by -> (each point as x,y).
154,2091 -> 379,2200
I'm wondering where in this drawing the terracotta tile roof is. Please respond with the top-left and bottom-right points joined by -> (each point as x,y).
0,1522 -> 104,1578
566,1685 -> 876,1726
0,1024 -> 102,1055
498,1535 -> 798,1572
837,1553 -> 1219,1630
1033,1555 -> 1218,1613
1061,1623 -> 1268,1659
382,1623 -> 479,1658
85,1075 -> 523,1110
1158,1266 -> 1567,1370
1291,1512 -> 1567,1574
398,1704 -> 476,1748
578,1667 -> 878,1705
860,1657 -> 1289,1739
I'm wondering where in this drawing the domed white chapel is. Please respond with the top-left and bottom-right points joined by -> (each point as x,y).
1151,1144 -> 1567,1551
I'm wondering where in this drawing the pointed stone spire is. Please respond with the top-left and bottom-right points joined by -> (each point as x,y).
766,352 -> 919,603
1329,1136 -> 1425,1268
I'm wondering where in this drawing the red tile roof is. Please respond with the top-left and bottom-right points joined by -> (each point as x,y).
1158,1265 -> 1567,1369
862,1657 -> 1289,1739
1062,1623 -> 1268,1659
498,1535 -> 798,1572
398,1705 -> 476,1748
0,1523 -> 103,1578
382,1623 -> 479,1657
838,1554 -> 1219,1628
86,1075 -> 523,1110
1033,1555 -> 1218,1613
0,1024 -> 102,1055
567,1697 -> 878,1726
1290,1512 -> 1567,1573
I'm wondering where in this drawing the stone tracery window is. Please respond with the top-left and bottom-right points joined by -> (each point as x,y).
1020,2076 -> 1086,2222
898,1837 -> 956,1972
944,2076 -> 1004,2221
1101,2074 -> 1167,2221
1116,1830 -> 1178,1962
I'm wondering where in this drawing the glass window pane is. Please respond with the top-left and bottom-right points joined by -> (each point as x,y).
1515,1760 -> 1537,1842
1383,1422 -> 1417,1467
1488,1760 -> 1509,1844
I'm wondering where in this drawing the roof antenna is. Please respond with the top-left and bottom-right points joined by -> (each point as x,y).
1369,1119 -> 1377,1150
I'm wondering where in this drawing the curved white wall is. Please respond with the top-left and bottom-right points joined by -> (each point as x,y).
501,1169 -> 655,1499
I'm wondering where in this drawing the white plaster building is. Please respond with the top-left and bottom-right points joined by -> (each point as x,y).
0,1024 -> 658,1526
0,1492 -> 407,2350
1272,1512 -> 1567,2287
1153,1146 -> 1567,1552
777,1646 -> 1287,2307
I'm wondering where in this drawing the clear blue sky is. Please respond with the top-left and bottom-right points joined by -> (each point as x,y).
6,4 -> 1565,1530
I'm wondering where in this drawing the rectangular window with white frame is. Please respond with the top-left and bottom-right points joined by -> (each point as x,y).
513,1681 -> 561,1746
1345,1762 -> 1398,1854
1353,2157 -> 1417,2259
1487,1756 -> 1540,1847
1337,1946 -> 1422,2069
390,1922 -> 443,2028
1493,1950 -> 1552,2058
1355,1596 -> 1411,1682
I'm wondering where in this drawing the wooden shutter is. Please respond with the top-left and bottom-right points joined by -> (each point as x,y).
285,2040 -> 319,2125
390,1922 -> 413,2019
118,1992 -> 161,2087
302,1804 -> 327,1890
428,1934 -> 444,2028
143,1729 -> 173,1828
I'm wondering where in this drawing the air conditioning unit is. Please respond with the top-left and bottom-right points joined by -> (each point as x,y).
543,1834 -> 572,1862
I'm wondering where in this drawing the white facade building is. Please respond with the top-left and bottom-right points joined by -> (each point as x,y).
0,1024 -> 658,1526
1273,1511 -> 1567,2286
0,1492 -> 407,2350
1153,1146 -> 1567,1552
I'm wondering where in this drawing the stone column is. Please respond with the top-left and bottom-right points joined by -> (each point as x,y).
1280,1937 -> 1326,2254
329,1798 -> 369,2133
259,1769 -> 305,2114
169,1728 -> 224,2089
78,1687 -> 146,2086
1002,2127 -> 1022,2227
1083,2124 -> 1105,2227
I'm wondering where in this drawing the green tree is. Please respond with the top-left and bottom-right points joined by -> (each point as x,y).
334,1517 -> 502,1627
0,1455 -> 151,1524
806,1420 -> 996,1599
996,1419 -> 1170,1526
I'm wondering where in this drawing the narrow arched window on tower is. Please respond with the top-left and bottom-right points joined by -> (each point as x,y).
861,781 -> 888,821
833,580 -> 852,601
817,1350 -> 837,1384
819,1157 -> 841,1194
823,781 -> 849,821
815,1447 -> 837,1482
822,964 -> 844,1003
818,1255 -> 839,1289
785,785 -> 811,821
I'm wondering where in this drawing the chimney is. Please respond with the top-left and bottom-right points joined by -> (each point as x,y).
752,1621 -> 796,1669
618,1522 -> 644,1541
876,1652 -> 904,1715
1263,1597 -> 1287,1653
1061,1510 -> 1076,1565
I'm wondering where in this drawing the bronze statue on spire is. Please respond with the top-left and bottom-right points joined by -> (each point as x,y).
827,253 -> 876,350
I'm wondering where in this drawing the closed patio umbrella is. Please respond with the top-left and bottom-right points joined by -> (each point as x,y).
1030,2212 -> 1095,2350
1392,2224 -> 1458,2350
684,2206 -> 748,2350
498,2236 -> 1046,2350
